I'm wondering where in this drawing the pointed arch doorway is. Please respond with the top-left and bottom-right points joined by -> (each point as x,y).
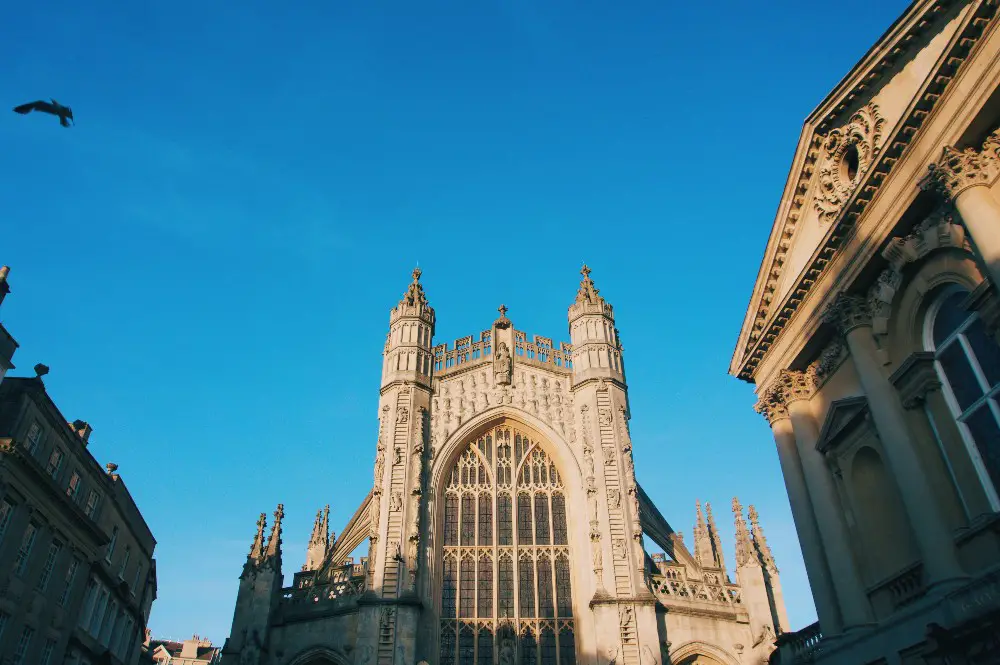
438,421 -> 578,665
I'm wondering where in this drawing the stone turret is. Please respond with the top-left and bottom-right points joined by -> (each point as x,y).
382,267 -> 435,390
568,265 -> 625,387
221,505 -> 285,665
303,505 -> 330,572
749,504 -> 790,633
732,499 -> 781,657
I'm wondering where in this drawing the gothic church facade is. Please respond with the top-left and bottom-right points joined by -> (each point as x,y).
221,268 -> 789,665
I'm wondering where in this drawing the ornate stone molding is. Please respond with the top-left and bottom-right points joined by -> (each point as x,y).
923,128 -> 1000,200
814,103 -> 885,224
754,381 -> 790,425
823,293 -> 872,336
868,206 -> 970,361
778,368 -> 818,404
812,338 -> 847,382
889,352 -> 941,410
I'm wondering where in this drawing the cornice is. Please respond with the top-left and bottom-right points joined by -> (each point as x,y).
733,0 -> 997,383
889,351 -> 941,408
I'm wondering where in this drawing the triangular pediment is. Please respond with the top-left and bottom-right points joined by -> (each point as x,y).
816,396 -> 870,453
730,0 -> 982,383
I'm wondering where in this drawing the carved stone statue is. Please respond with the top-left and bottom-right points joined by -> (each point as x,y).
498,637 -> 516,665
495,342 -> 512,385
612,538 -> 626,561
390,492 -> 403,512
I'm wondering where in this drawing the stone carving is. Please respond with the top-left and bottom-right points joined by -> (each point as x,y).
394,447 -> 403,466
814,103 -> 885,223
924,128 -> 1000,199
612,538 -> 626,561
389,492 -> 402,512
592,540 -> 603,573
776,368 -> 817,404
373,454 -> 384,491
389,540 -> 401,561
823,292 -> 872,335
602,445 -> 616,466
494,342 -> 512,385
598,407 -> 613,426
379,606 -> 395,639
498,637 -> 516,665
607,488 -> 621,510
396,406 -> 409,424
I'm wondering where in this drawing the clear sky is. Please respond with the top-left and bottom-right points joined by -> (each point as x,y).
2,0 -> 909,645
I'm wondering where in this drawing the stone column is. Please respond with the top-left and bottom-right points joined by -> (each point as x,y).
778,369 -> 874,631
923,130 -> 1000,288
825,294 -> 967,591
755,390 -> 844,637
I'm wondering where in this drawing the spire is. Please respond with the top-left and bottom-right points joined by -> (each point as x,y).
264,503 -> 284,563
705,502 -> 727,571
249,512 -> 267,563
401,266 -> 428,306
693,500 -> 713,568
748,505 -> 778,573
303,505 -> 329,572
575,264 -> 604,306
322,504 -> 331,543
733,498 -> 755,568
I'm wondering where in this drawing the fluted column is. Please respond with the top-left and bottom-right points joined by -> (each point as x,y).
755,390 -> 843,637
825,294 -> 967,590
779,369 -> 873,631
923,130 -> 1000,288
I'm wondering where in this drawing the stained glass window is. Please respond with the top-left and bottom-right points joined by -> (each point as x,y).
440,423 -> 576,665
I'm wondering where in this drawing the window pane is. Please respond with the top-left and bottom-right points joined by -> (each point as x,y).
540,628 -> 557,665
498,556 -> 514,618
519,557 -> 535,617
479,495 -> 493,546
939,343 -> 984,410
965,321 -> 1000,387
551,495 -> 567,545
459,627 -> 475,665
518,495 -> 533,544
440,626 -> 456,665
534,496 -> 550,545
965,402 -> 1000,491
445,496 -> 459,546
521,629 -> 538,665
477,628 -> 493,665
461,496 -> 475,546
478,555 -> 493,618
498,495 -> 512,546
537,556 -> 554,618
555,556 -> 573,617
460,558 -> 475,617
933,290 -> 970,347
559,627 -> 577,665
442,558 -> 457,618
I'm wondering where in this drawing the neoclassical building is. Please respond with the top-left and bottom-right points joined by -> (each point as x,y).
730,0 -> 1000,662
221,268 -> 790,665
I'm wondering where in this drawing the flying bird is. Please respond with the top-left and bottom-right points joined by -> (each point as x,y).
12,99 -> 74,127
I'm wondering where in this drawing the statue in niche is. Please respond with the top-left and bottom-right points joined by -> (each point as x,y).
607,488 -> 621,509
494,342 -> 512,385
394,447 -> 403,465
498,637 -> 516,665
390,492 -> 402,512
397,406 -> 409,424
612,538 -> 626,561
373,453 -> 384,488
619,605 -> 633,628
603,445 -> 616,466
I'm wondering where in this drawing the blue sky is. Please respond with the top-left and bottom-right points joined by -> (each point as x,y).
2,0 -> 909,644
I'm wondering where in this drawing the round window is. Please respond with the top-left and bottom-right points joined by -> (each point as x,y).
840,143 -> 860,183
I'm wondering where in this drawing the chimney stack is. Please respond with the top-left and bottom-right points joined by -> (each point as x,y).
70,420 -> 93,444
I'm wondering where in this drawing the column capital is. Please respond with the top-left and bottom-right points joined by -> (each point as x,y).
823,293 -> 872,335
778,368 -> 818,404
922,129 -> 1000,200
754,382 -> 790,425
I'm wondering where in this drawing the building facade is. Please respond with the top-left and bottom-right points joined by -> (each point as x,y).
221,268 -> 790,665
0,267 -> 158,665
730,1 -> 1000,662
149,635 -> 222,664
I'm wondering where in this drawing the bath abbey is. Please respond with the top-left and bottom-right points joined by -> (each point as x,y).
219,268 -> 789,665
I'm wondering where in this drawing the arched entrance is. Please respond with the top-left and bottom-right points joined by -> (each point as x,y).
438,422 -> 577,665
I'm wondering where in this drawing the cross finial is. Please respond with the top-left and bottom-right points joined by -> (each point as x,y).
581,264 -> 591,278
411,267 -> 422,282
498,304 -> 508,317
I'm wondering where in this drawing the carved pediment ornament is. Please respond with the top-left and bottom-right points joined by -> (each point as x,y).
814,103 -> 885,224
923,128 -> 1000,199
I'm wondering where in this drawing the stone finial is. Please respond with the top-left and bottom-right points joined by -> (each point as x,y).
494,303 -> 512,329
34,363 -> 50,380
249,512 -> 267,562
0,266 -> 9,307
575,264 -> 603,305
705,502 -> 727,571
401,266 -> 428,306
693,500 -> 712,568
748,505 -> 778,573
105,462 -> 119,475
264,503 -> 284,562
732,498 -> 755,568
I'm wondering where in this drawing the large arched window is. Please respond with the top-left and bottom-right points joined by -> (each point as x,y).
925,286 -> 1000,506
440,423 -> 576,665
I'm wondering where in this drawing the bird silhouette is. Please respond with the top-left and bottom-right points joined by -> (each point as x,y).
13,99 -> 74,127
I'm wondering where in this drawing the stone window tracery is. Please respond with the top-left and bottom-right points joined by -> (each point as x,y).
440,424 -> 576,665
925,286 -> 1000,507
